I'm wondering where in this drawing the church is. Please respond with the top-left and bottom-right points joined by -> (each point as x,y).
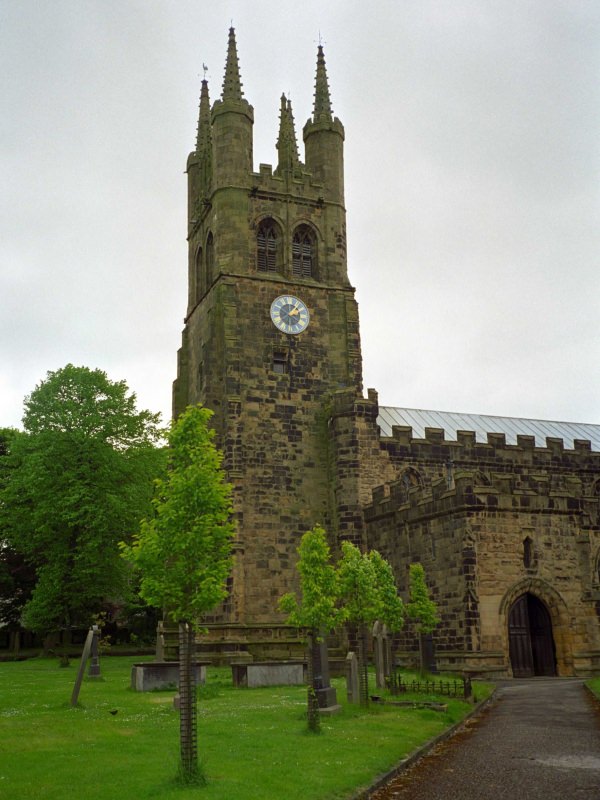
173,29 -> 600,678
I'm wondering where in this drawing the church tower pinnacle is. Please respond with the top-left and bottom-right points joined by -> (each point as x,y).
303,44 -> 345,203
211,27 -> 254,185
221,26 -> 244,102
195,78 -> 211,156
312,44 -> 333,121
275,94 -> 302,176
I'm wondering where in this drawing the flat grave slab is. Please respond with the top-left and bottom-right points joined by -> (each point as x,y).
131,660 -> 210,691
231,660 -> 307,688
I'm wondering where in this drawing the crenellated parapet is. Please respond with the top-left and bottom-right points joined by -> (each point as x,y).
378,424 -> 600,497
365,468 -> 600,526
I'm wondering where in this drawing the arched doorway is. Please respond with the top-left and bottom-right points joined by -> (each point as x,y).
508,593 -> 556,677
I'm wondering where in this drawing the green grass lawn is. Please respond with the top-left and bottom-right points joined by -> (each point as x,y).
0,656 -> 491,800
586,677 -> 600,700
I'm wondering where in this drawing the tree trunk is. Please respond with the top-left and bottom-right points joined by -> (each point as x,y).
306,629 -> 320,732
418,632 -> 427,677
178,622 -> 198,779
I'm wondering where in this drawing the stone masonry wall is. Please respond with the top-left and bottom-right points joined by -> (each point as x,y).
365,463 -> 600,676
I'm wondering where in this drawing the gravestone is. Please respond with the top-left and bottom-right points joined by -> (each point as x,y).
382,624 -> 393,684
308,631 -> 339,710
346,651 -> 359,704
155,620 -> 165,662
373,621 -> 385,689
88,624 -> 101,678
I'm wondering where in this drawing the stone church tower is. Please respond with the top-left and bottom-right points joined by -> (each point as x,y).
173,29 -> 363,632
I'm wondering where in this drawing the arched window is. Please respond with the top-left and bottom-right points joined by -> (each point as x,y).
206,232 -> 214,286
257,220 -> 280,273
195,246 -> 203,303
292,225 -> 316,278
399,467 -> 423,503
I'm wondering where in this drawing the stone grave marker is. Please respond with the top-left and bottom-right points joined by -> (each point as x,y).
346,651 -> 359,704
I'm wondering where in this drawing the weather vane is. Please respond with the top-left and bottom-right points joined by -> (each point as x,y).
203,63 -> 208,79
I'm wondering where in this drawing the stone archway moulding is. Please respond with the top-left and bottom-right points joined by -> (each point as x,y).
499,577 -> 568,618
499,577 -> 573,676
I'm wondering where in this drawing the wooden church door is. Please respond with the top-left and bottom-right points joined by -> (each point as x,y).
508,593 -> 556,677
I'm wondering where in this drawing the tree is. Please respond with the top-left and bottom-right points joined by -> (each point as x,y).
407,562 -> 441,676
337,543 -> 405,705
0,365 -> 164,644
279,525 -> 342,731
122,404 -> 235,784
369,550 -> 405,635
0,429 -> 36,637
336,543 -> 380,705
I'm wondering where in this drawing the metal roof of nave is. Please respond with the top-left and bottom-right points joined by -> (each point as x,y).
377,406 -> 600,451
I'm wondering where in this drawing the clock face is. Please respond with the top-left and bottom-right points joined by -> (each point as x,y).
270,295 -> 310,335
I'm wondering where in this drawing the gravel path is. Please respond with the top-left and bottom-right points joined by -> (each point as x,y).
369,679 -> 600,799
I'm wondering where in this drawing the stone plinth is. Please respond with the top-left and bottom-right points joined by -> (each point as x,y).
130,661 -> 210,692
231,660 -> 307,688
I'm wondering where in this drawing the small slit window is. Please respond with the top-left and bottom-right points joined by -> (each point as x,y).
206,232 -> 214,285
273,351 -> 287,374
292,226 -> 316,278
523,537 -> 534,569
195,246 -> 203,303
257,221 -> 279,272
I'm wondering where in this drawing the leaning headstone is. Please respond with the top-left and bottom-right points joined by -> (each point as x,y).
346,651 -> 359,704
88,624 -> 101,678
70,627 -> 94,706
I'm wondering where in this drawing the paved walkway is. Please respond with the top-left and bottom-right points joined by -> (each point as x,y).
370,679 -> 600,799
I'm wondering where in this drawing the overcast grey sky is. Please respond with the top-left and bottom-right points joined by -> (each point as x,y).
2,0 -> 599,431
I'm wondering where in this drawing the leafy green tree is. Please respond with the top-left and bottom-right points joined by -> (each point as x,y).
338,543 -> 405,705
0,366 -> 164,644
0,429 -> 36,636
122,404 -> 235,784
337,541 -> 380,706
279,525 -> 342,731
407,562 -> 441,676
369,550 -> 405,634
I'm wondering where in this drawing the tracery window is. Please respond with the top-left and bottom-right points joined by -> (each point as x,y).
257,220 -> 280,273
292,225 -> 316,278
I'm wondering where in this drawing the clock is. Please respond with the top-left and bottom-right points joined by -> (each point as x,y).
270,295 -> 310,335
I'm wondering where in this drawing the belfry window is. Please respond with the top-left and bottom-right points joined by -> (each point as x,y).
257,220 -> 279,272
292,226 -> 316,278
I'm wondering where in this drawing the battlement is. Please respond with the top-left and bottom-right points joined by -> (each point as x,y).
364,468 -> 599,524
248,163 -> 328,202
329,387 -> 379,420
379,422 -> 599,470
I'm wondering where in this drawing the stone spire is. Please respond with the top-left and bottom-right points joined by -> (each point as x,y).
195,78 -> 211,155
312,44 -> 333,122
275,94 -> 302,175
221,26 -> 244,101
